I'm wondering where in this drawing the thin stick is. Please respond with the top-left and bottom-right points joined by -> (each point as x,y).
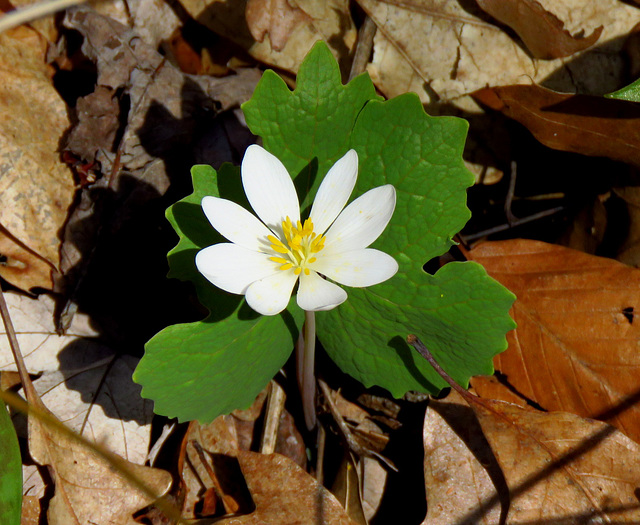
0,0 -> 90,33
0,287 -> 39,404
406,334 -> 477,405
260,379 -> 286,454
349,15 -> 377,81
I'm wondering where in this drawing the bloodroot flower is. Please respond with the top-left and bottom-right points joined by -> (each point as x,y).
196,145 -> 398,316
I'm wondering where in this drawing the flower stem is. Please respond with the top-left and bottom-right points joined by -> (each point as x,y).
298,309 -> 317,430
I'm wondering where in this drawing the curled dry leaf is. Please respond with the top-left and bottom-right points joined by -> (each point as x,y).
0,27 -> 75,291
473,84 -> 640,169
476,0 -> 602,59
468,239 -> 640,444
177,0 -> 356,75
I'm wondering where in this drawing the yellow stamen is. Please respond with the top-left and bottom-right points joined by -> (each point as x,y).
267,217 -> 326,276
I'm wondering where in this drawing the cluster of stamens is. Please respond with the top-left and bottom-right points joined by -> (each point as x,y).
268,217 -> 325,276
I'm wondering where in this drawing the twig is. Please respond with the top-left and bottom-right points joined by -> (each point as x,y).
349,15 -> 377,81
406,334 -> 475,405
260,379 -> 286,454
505,160 -> 517,225
459,206 -> 564,243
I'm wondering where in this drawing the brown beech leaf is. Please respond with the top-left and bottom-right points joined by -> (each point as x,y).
475,395 -> 640,522
215,451 -> 357,524
476,0 -> 602,59
473,84 -> 640,169
424,390 -> 640,523
423,390 -> 508,524
467,239 -> 640,444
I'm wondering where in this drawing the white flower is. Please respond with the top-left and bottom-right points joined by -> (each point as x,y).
195,145 -> 398,316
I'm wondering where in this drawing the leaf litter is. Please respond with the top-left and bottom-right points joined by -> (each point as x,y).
7,0 -> 640,523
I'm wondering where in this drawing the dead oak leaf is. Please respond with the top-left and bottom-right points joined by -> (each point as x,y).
246,0 -> 311,51
468,239 -> 640,445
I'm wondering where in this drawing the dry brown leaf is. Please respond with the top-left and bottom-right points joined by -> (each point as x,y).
424,389 -> 640,523
0,26 -> 75,290
467,239 -> 640,444
360,0 -> 639,110
473,84 -> 640,169
29,414 -> 172,524
476,0 -> 602,59
423,390 -> 508,524
215,451 -> 357,524
178,0 -> 356,76
246,0 -> 311,51
473,396 -> 640,522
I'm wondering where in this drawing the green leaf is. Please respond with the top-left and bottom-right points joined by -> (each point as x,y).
133,165 -> 303,422
606,77 -> 640,102
244,42 -> 515,397
242,40 -> 380,211
0,398 -> 21,525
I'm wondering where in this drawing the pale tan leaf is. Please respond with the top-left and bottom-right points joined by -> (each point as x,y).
468,239 -> 640,444
0,27 -> 75,289
246,0 -> 311,51
359,0 -> 640,111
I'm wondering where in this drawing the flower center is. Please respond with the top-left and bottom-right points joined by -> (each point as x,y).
267,217 -> 325,276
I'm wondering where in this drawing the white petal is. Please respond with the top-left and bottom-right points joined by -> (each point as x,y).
202,196 -> 273,252
310,249 -> 398,287
322,185 -> 396,255
246,270 -> 299,316
309,150 -> 358,235
241,145 -> 300,234
196,243 -> 277,294
297,270 -> 347,312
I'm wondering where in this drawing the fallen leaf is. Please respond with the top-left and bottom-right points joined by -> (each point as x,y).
612,187 -> 640,267
0,292 -> 154,499
473,84 -> 640,169
178,0 -> 356,76
359,0 -> 639,110
215,451 -> 357,524
468,239 -> 640,444
476,0 -> 602,59
425,389 -> 640,522
422,391 -> 508,524
29,414 -> 172,525
0,26 -> 75,290
246,0 -> 311,51
472,396 -> 640,522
